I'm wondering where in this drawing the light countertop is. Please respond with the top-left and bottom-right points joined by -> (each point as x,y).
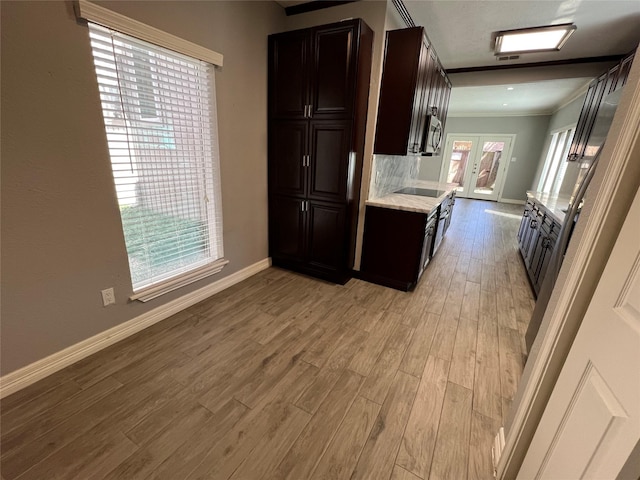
366,181 -> 458,215
526,191 -> 571,224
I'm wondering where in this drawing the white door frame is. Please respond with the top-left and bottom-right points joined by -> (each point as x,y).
438,133 -> 516,202
498,49 -> 640,478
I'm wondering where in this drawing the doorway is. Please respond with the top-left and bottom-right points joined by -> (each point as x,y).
440,135 -> 515,201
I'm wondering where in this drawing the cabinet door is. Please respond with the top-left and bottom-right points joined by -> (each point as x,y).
373,27 -> 424,155
440,75 -> 452,134
407,40 -> 432,154
269,121 -> 308,197
534,228 -> 559,293
523,208 -> 543,265
518,202 -> 534,244
269,195 -> 306,261
307,201 -> 347,272
269,31 -> 309,119
310,23 -> 356,119
568,80 -> 597,161
308,121 -> 351,203
577,71 -> 608,158
427,53 -> 443,116
615,52 -> 635,91
529,223 -> 549,280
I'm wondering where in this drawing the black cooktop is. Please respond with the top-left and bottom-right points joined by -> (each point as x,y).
395,187 -> 446,197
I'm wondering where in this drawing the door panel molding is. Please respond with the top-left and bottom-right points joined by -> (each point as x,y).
536,361 -> 627,479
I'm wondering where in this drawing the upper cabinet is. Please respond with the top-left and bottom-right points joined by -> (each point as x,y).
567,50 -> 635,161
269,22 -> 360,121
373,27 -> 451,156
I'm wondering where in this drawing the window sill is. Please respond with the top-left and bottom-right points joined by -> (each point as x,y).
130,258 -> 229,303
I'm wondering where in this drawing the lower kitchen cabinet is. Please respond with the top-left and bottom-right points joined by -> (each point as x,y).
269,195 -> 306,262
360,201 -> 449,292
307,201 -> 346,273
270,195 -> 349,283
517,200 -> 562,296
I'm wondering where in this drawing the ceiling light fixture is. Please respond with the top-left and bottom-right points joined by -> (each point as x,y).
507,87 -> 514,91
494,23 -> 576,56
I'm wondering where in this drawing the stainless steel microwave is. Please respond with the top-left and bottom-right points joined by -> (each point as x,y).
423,114 -> 442,155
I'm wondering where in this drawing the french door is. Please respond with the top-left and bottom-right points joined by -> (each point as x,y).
440,135 -> 514,201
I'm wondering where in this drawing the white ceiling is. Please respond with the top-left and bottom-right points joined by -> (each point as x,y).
404,0 -> 640,69
275,0 -> 640,115
447,77 -> 591,116
405,0 -> 640,114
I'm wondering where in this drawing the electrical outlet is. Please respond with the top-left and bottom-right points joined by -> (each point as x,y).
101,288 -> 116,307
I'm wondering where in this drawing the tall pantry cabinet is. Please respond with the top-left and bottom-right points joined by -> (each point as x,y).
267,19 -> 373,284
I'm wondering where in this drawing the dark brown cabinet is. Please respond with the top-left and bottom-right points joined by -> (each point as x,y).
269,22 -> 362,121
360,192 -> 455,292
268,20 -> 373,284
568,50 -> 635,161
360,206 -> 436,291
517,200 -> 562,296
430,59 -> 452,139
373,27 -> 451,156
569,71 -> 608,160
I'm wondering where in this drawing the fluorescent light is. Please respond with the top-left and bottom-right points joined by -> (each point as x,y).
494,24 -> 576,55
507,87 -> 514,91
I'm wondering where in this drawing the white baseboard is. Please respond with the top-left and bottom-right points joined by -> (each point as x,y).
499,198 -> 526,205
0,258 -> 272,399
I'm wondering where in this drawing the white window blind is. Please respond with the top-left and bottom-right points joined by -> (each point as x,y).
88,23 -> 225,297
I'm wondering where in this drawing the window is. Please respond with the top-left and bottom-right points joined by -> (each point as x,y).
537,127 -> 575,195
88,23 -> 225,300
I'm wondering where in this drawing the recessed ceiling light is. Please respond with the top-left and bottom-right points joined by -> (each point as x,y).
507,87 -> 514,91
494,23 -> 576,55
503,103 -> 508,106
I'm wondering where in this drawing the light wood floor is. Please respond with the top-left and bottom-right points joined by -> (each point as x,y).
1,198 -> 534,480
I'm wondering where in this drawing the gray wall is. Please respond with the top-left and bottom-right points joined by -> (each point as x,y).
1,1 -> 285,375
420,115 -> 551,201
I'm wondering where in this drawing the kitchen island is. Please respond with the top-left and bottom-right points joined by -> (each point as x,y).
359,181 -> 457,291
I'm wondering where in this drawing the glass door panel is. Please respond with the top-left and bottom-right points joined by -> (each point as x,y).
472,141 -> 505,196
445,140 -> 473,189
441,136 -> 480,197
440,135 -> 514,201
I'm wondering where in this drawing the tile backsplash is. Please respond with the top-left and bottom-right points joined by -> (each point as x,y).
369,154 -> 420,199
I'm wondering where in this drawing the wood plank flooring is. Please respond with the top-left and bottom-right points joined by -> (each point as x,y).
1,198 -> 534,480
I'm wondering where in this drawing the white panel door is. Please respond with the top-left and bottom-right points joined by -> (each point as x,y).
518,187 -> 640,479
